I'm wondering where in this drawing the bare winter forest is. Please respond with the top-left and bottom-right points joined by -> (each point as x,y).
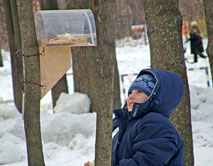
0,0 -> 206,50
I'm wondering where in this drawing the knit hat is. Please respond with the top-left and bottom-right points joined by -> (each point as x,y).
128,73 -> 156,96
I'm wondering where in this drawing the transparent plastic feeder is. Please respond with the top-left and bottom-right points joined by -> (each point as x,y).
35,9 -> 97,47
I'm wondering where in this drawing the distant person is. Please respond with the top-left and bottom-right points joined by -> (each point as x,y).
187,22 -> 207,63
112,68 -> 184,166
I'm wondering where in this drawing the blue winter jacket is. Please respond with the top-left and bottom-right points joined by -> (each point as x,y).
112,68 -> 184,166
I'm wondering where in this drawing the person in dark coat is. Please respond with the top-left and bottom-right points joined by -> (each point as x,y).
188,24 -> 207,63
112,68 -> 184,166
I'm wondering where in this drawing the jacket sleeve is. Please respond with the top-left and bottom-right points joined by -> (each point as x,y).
119,113 -> 181,166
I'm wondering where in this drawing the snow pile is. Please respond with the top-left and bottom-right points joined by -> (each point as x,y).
0,104 -> 26,165
0,93 -> 96,165
41,111 -> 96,146
0,133 -> 26,165
190,85 -> 213,122
54,92 -> 90,114
1,38 -> 213,165
0,104 -> 25,140
1,86 -> 213,166
190,86 -> 213,148
116,37 -> 148,47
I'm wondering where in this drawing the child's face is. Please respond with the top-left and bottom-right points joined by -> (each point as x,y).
127,90 -> 148,112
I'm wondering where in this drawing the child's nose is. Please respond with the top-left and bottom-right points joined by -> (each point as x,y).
128,92 -> 136,98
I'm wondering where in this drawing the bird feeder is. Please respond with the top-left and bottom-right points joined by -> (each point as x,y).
35,9 -> 97,98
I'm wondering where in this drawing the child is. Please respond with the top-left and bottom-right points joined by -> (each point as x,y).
112,68 -> 184,166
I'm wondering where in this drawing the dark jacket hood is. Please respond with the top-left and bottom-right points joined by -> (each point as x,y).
121,68 -> 184,119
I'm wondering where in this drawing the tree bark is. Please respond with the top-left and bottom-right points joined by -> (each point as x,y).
203,0 -> 213,86
115,0 -> 132,39
72,47 -> 91,95
0,45 -> 3,67
64,1 -> 118,165
2,0 -> 14,55
62,1 -> 92,100
39,0 -> 58,10
38,0 -> 69,108
142,0 -> 194,165
16,0 -> 45,165
10,0 -> 23,112
127,0 -> 145,25
113,59 -> 121,109
88,1 -> 116,165
52,74 -> 68,107
63,0 -> 121,111
3,0 -> 23,112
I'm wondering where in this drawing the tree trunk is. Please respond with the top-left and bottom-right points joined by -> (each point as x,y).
62,0 -> 93,106
0,45 -> 3,67
38,0 -> 69,108
39,0 -> 58,10
63,0 -> 121,111
16,0 -> 45,165
115,0 -> 132,39
3,0 -> 23,112
63,0 -> 92,9
72,45 -> 121,111
72,47 -> 91,95
142,0 -> 194,165
127,0 -> 145,25
203,0 -> 213,86
10,0 -> 23,112
113,59 -> 121,109
52,74 -> 68,107
88,1 -> 116,165
64,1 -> 118,164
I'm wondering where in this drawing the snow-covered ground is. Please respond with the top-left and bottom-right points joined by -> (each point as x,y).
0,38 -> 213,166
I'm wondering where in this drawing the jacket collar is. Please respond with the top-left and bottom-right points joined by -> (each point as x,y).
114,98 -> 155,122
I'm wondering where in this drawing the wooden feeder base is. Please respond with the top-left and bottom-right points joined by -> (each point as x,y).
39,43 -> 71,99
